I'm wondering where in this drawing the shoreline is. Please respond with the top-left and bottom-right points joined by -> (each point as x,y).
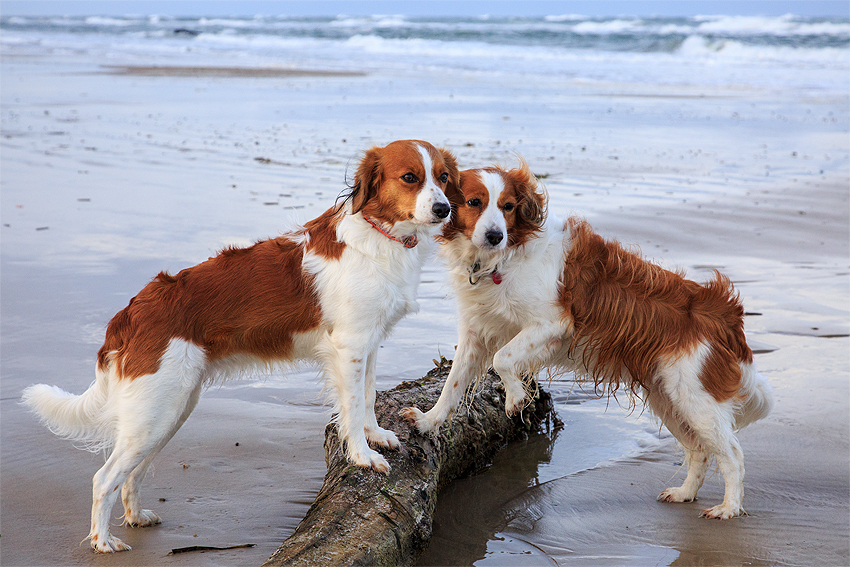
99,65 -> 367,78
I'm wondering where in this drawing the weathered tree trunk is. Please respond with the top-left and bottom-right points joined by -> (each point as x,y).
263,360 -> 560,567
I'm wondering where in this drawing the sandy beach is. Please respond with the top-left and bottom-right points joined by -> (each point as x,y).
2,14 -> 848,567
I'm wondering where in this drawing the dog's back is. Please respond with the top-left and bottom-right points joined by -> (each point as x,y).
560,217 -> 755,404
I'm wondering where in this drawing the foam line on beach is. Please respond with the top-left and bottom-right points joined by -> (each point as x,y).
99,65 -> 366,78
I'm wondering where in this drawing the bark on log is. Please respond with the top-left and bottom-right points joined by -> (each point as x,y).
263,360 -> 561,567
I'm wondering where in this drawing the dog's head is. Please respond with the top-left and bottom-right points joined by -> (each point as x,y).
350,140 -> 458,228
441,161 -> 546,251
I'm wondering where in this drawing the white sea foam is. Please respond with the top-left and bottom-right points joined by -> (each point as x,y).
571,19 -> 644,34
544,14 -> 587,22
695,14 -> 850,36
83,16 -> 137,27
678,34 -> 850,64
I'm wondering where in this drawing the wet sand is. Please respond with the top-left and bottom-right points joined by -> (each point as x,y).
2,52 -> 848,567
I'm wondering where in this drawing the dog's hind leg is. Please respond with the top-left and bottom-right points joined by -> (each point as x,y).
648,387 -> 712,504
121,379 -> 204,528
652,344 -> 745,519
696,423 -> 745,519
90,339 -> 207,552
658,445 -> 712,503
663,407 -> 745,519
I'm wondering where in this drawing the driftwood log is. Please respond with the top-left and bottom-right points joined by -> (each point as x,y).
263,359 -> 561,567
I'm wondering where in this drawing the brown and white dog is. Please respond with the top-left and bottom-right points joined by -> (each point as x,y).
402,162 -> 773,519
22,139 -> 458,552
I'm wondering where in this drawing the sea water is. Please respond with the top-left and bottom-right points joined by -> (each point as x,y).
2,14 -> 848,90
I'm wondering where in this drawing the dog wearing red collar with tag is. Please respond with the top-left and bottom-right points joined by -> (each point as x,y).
22,140 -> 458,553
403,160 -> 772,522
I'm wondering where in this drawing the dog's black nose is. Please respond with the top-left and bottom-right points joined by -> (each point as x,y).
485,229 -> 504,246
432,201 -> 451,219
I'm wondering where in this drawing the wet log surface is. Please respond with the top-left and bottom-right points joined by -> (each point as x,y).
263,360 -> 561,567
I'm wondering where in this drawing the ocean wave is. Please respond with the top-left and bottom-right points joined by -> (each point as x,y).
544,14 -> 588,22
0,33 -> 41,46
193,31 -> 321,50
330,15 -> 408,28
83,16 -> 138,27
677,34 -> 850,62
344,33 -> 557,61
694,14 -> 850,37
571,19 -> 644,34
196,17 -> 270,28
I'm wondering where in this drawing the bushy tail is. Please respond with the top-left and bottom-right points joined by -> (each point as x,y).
21,369 -> 114,452
735,364 -> 774,430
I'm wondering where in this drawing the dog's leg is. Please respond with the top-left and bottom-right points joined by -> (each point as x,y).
653,345 -> 746,519
89,339 -> 206,552
698,428 -> 745,519
658,446 -> 712,503
665,413 -> 745,519
120,456 -> 162,529
492,322 -> 565,416
89,400 -> 185,552
363,348 -> 399,450
327,338 -> 390,473
121,380 -> 203,528
648,388 -> 712,504
89,440 -> 146,552
400,327 -> 489,435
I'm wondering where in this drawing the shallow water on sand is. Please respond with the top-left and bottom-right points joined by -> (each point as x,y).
2,32 -> 848,566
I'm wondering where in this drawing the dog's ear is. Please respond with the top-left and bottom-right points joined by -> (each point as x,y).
508,159 -> 546,230
438,147 -> 463,208
351,146 -> 382,213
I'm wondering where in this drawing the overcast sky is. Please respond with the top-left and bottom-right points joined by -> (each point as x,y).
2,0 -> 848,17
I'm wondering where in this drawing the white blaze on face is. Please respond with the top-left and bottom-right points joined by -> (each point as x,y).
414,144 -> 450,225
471,170 -> 507,250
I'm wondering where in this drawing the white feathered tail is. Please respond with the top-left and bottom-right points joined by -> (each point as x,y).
21,369 -> 115,452
735,363 -> 774,431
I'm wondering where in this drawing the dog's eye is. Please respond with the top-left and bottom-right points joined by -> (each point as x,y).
439,172 -> 449,183
467,198 -> 481,207
502,202 -> 515,212
401,173 -> 419,184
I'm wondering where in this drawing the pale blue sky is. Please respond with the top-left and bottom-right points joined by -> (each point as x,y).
2,0 -> 848,17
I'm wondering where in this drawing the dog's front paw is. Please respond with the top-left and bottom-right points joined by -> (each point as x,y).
91,533 -> 132,553
700,504 -> 742,520
400,406 -> 439,435
126,508 -> 162,528
503,384 -> 527,417
351,448 -> 391,474
366,426 -> 400,450
658,487 -> 696,503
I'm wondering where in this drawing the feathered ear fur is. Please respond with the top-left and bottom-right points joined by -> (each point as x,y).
351,146 -> 382,213
507,159 -> 547,234
438,147 -> 463,208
